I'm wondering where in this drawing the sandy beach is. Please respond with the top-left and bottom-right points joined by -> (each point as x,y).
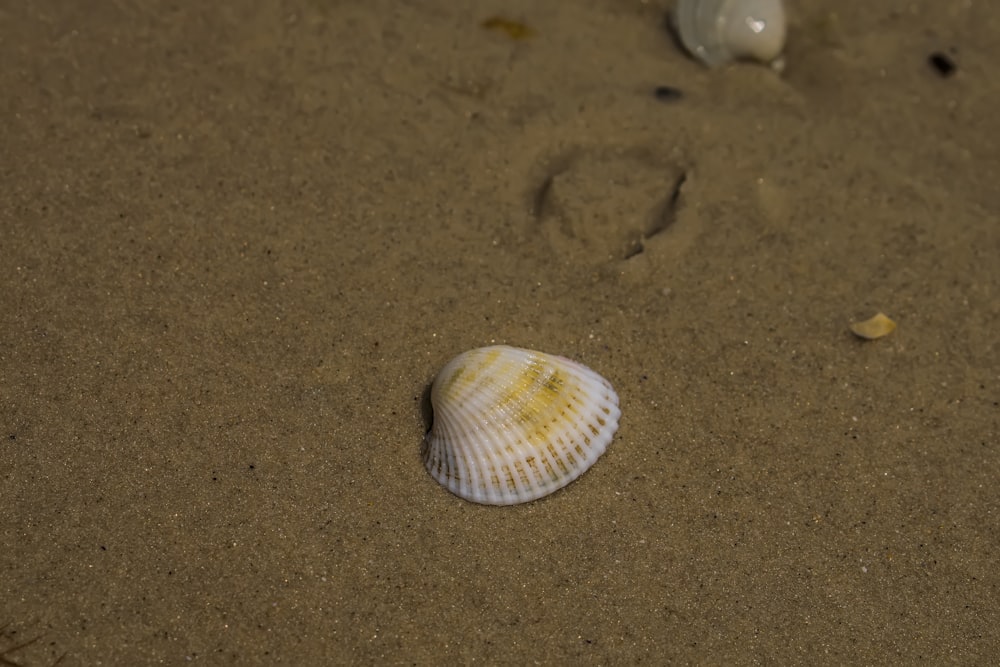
2,1 -> 998,663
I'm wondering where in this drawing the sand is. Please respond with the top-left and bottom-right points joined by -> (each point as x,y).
2,1 -> 998,664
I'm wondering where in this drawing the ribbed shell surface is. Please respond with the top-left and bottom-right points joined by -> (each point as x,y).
423,346 -> 621,505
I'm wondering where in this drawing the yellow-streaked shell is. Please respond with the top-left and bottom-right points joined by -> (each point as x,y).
423,346 -> 621,505
850,312 -> 897,340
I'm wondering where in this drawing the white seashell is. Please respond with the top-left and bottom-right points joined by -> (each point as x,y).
423,346 -> 621,505
673,0 -> 787,68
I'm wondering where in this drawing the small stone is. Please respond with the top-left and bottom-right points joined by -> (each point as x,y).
928,51 -> 957,78
653,86 -> 683,102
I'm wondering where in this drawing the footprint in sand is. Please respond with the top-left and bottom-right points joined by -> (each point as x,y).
530,146 -> 689,266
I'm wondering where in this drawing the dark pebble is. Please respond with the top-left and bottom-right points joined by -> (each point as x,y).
928,51 -> 957,78
653,85 -> 683,102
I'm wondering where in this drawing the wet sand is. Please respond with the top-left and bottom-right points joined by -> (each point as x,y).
3,1 -> 999,664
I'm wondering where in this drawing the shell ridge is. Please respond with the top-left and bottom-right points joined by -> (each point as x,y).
491,349 -> 561,502
493,409 -> 537,503
465,364 -> 519,503
450,361 -> 518,504
431,393 -> 480,499
449,396 -> 491,500
516,358 -> 584,499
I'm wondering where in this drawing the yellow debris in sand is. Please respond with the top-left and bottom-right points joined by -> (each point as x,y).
850,312 -> 897,340
481,17 -> 536,40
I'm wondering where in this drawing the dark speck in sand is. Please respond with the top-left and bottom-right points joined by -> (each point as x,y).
928,51 -> 957,77
653,85 -> 683,102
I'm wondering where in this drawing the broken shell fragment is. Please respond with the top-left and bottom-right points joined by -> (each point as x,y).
423,345 -> 621,505
673,0 -> 788,68
850,312 -> 897,340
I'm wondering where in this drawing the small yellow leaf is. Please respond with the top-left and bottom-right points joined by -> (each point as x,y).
481,16 -> 536,41
850,312 -> 897,340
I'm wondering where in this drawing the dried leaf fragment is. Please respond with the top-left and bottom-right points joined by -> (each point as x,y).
481,16 -> 536,40
850,312 -> 897,340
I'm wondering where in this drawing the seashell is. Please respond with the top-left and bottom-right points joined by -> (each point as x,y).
673,0 -> 787,68
423,345 -> 621,505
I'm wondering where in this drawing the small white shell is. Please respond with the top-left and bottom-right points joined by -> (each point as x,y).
673,0 -> 787,67
423,346 -> 621,505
